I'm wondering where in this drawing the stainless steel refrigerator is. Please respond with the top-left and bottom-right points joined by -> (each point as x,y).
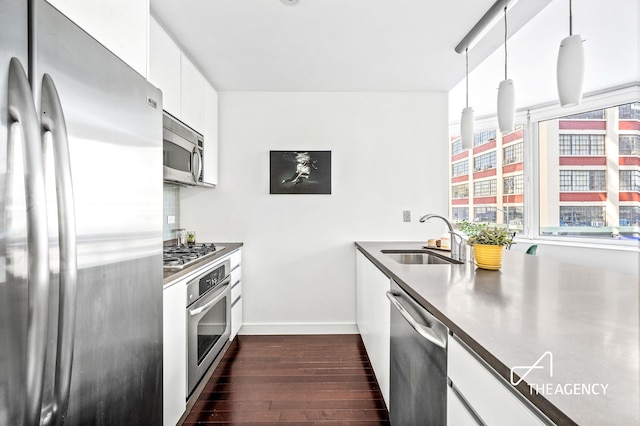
1,0 -> 163,424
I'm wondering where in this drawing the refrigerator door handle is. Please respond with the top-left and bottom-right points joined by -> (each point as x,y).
7,57 -> 51,426
40,73 -> 78,426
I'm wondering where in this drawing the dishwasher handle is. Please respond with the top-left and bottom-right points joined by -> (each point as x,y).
386,290 -> 447,349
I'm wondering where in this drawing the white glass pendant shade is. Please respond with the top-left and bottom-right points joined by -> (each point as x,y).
461,107 -> 474,150
557,34 -> 585,107
497,79 -> 515,133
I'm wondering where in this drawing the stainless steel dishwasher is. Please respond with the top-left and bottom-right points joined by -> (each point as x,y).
387,280 -> 448,425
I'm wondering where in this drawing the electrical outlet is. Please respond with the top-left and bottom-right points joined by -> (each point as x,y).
167,215 -> 176,224
403,210 -> 411,222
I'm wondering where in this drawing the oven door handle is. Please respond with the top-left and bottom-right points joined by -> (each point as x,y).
188,279 -> 230,317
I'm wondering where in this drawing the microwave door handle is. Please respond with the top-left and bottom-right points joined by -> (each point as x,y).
8,57 -> 51,426
192,148 -> 202,182
40,73 -> 78,426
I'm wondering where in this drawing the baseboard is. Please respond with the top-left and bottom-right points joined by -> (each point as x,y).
238,322 -> 359,335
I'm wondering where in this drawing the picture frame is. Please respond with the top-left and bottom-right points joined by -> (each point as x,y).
269,150 -> 332,194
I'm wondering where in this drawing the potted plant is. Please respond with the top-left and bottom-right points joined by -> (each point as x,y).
457,220 -> 513,270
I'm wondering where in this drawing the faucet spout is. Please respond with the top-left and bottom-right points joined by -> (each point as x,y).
419,213 -> 466,262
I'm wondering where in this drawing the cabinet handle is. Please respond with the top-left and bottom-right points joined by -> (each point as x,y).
386,291 -> 447,349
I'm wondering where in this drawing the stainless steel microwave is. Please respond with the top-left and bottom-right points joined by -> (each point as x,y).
162,112 -> 204,186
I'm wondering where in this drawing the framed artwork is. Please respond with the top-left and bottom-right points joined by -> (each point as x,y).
269,151 -> 332,194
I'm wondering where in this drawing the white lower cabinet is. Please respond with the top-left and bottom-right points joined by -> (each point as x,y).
447,335 -> 549,426
230,264 -> 242,340
163,281 -> 187,426
355,249 -> 390,408
230,249 -> 242,340
447,386 -> 481,426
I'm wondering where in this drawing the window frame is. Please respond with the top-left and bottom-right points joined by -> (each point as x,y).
527,85 -> 639,248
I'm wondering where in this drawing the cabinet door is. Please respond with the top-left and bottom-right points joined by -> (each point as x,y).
148,17 -> 181,117
163,282 -> 187,426
448,336 -> 548,426
355,250 -> 390,407
47,0 -> 148,76
447,386 -> 481,426
180,56 -> 206,133
202,84 -> 218,186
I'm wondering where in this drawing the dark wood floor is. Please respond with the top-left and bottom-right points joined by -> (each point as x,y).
182,334 -> 390,425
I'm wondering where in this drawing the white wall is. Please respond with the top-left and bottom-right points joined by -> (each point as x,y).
181,92 -> 449,334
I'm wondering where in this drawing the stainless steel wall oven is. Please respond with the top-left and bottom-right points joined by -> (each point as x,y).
186,259 -> 231,396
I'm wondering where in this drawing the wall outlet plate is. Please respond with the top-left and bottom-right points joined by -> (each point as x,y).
403,210 -> 411,222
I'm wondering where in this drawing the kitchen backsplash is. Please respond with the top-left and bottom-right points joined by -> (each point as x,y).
163,184 -> 180,242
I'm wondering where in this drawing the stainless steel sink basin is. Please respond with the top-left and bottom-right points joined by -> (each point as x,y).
381,250 -> 462,265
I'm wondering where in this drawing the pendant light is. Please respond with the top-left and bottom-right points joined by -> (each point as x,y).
497,5 -> 515,133
460,48 -> 474,150
556,0 -> 585,107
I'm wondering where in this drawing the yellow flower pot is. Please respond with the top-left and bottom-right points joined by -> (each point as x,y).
473,244 -> 505,270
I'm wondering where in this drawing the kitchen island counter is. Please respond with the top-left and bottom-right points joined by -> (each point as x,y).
356,241 -> 639,425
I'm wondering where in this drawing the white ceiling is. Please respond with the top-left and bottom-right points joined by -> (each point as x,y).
150,0 -> 553,92
150,0 -> 638,117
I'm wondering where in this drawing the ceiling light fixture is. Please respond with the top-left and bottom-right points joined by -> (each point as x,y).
281,0 -> 299,5
497,4 -> 515,133
556,0 -> 585,107
460,48 -> 474,150
455,0 -> 520,54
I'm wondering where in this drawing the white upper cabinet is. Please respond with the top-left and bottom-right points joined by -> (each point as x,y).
148,17 -> 219,186
148,16 -> 181,118
202,84 -> 219,186
180,56 -> 206,134
46,0 -> 148,77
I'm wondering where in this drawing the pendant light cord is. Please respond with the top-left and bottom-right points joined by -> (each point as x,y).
503,5 -> 508,80
465,48 -> 469,108
569,0 -> 573,36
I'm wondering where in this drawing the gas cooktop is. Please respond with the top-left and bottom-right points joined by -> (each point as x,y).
163,243 -> 224,270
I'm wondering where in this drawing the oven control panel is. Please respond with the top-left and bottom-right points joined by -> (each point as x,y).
186,260 -> 230,307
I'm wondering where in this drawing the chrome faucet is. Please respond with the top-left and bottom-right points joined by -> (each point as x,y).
419,213 -> 467,262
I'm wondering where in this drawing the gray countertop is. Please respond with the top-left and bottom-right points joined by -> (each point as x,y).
356,241 -> 639,426
163,242 -> 243,286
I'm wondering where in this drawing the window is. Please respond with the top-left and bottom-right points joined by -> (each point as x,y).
474,130 -> 496,147
452,160 -> 468,177
619,135 -> 640,155
559,170 -> 606,191
452,139 -> 463,155
559,206 -> 606,227
503,142 -> 523,164
559,135 -> 605,156
563,110 -> 605,120
619,102 -> 640,120
505,206 -> 524,227
620,170 -> 640,192
474,152 -> 496,171
452,183 -> 469,199
539,102 -> 639,239
474,179 -> 496,197
504,175 -> 523,194
474,207 -> 496,223
620,206 -> 640,226
452,207 -> 469,221
449,126 -> 525,234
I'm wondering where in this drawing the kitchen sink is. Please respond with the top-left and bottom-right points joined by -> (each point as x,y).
381,250 -> 462,265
